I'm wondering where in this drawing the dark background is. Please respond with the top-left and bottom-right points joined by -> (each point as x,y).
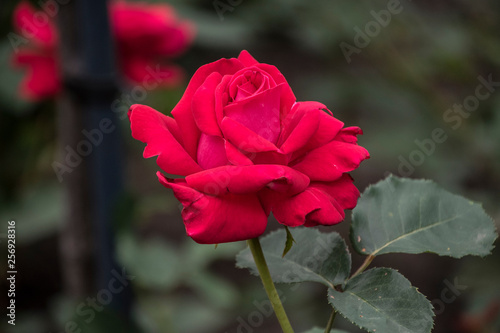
0,0 -> 499,332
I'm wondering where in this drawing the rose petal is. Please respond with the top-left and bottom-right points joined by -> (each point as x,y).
197,133 -> 228,169
279,102 -> 320,144
185,165 -> 310,196
224,84 -> 282,144
233,51 -> 296,119
158,173 -> 268,244
278,102 -> 321,154
303,197 -> 345,227
228,67 -> 276,102
220,116 -> 279,153
295,109 -> 345,157
260,176 -> 361,228
238,50 -> 259,66
247,150 -> 288,166
310,174 -> 360,211
192,72 -> 223,136
291,141 -> 369,182
214,74 -> 232,125
254,63 -> 296,118
225,141 -> 253,166
334,126 -> 364,144
129,104 -> 202,176
172,57 -> 244,160
303,175 -> 360,227
269,187 -> 344,227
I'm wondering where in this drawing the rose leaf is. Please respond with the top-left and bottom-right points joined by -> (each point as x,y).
329,268 -> 434,333
236,228 -> 351,287
351,175 -> 497,258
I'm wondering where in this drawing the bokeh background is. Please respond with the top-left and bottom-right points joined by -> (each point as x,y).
1,0 -> 499,332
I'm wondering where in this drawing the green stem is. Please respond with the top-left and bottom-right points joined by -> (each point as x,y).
247,238 -> 294,333
324,309 -> 337,333
350,254 -> 375,279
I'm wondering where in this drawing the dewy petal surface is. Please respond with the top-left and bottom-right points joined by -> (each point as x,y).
158,173 -> 268,244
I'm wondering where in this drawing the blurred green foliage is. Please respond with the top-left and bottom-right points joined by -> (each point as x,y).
1,0 -> 499,332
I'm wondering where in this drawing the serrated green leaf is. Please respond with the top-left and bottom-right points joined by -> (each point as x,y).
236,228 -> 351,287
302,328 -> 349,333
282,226 -> 296,257
329,268 -> 434,333
351,175 -> 497,258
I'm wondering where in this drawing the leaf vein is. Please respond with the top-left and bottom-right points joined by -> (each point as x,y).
372,212 -> 470,256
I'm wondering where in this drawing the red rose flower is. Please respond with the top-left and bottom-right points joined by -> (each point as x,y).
111,1 -> 195,86
129,50 -> 369,244
12,1 -> 60,100
12,0 -> 195,101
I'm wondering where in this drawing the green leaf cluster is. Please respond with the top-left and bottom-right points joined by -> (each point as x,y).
237,175 -> 497,333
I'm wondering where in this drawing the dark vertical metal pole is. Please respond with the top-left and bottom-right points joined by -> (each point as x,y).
76,0 -> 131,315
75,0 -> 121,289
57,2 -> 94,302
57,0 -> 131,316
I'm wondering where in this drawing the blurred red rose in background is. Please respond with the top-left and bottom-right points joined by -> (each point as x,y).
111,1 -> 195,88
12,0 -> 195,101
12,1 -> 60,101
129,50 -> 369,244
